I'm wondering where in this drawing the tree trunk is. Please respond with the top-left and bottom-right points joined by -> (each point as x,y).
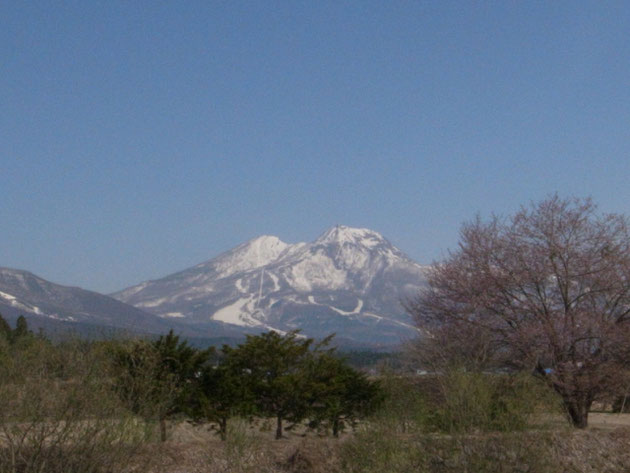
159,416 -> 167,442
332,418 -> 340,438
275,414 -> 283,440
219,417 -> 227,441
564,398 -> 591,428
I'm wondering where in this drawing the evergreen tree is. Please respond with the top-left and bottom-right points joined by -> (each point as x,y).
13,315 -> 30,341
226,331 -> 315,439
194,349 -> 255,439
0,313 -> 12,341
308,353 -> 383,437
152,329 -> 212,440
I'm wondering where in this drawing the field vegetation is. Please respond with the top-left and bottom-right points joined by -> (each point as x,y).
1,314 -> 630,472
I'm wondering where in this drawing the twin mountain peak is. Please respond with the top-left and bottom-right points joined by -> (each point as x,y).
112,225 -> 426,344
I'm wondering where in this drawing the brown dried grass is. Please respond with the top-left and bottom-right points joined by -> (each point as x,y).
125,420 -> 630,473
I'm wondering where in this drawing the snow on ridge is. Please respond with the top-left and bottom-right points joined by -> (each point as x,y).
315,225 -> 386,247
213,235 -> 292,278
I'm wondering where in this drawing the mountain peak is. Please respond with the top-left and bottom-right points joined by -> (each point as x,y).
240,234 -> 288,256
315,225 -> 387,248
209,234 -> 290,278
248,234 -> 283,243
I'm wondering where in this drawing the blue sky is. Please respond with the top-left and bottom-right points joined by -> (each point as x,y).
2,1 -> 629,293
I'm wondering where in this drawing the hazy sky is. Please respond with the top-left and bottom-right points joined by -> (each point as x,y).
2,1 -> 629,293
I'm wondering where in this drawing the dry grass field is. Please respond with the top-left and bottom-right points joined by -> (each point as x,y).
585,412 -> 630,430
124,415 -> 630,473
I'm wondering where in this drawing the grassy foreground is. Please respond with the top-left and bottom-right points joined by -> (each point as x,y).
128,418 -> 630,473
2,325 -> 630,472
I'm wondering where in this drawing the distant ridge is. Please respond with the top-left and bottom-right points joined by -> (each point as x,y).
0,267 -> 175,335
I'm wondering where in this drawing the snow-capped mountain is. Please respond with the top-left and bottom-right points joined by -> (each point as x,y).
113,226 -> 427,344
0,267 -> 175,334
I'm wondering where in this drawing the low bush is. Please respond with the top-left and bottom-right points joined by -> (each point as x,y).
426,369 -> 562,433
340,426 -> 558,473
375,368 -> 562,436
0,338 -> 148,473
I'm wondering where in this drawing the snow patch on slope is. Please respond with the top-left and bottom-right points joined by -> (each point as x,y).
267,272 -> 280,292
0,291 -> 16,302
329,299 -> 363,316
235,278 -> 246,293
308,294 -> 364,316
285,250 -> 347,292
137,297 -> 170,308
162,312 -> 185,318
0,290 -> 43,315
212,297 -> 263,328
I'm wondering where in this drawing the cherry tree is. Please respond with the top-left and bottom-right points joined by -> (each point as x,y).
407,196 -> 630,428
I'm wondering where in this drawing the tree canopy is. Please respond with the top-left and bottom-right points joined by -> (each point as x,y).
307,352 -> 382,436
194,331 -> 383,439
223,331 -> 316,439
